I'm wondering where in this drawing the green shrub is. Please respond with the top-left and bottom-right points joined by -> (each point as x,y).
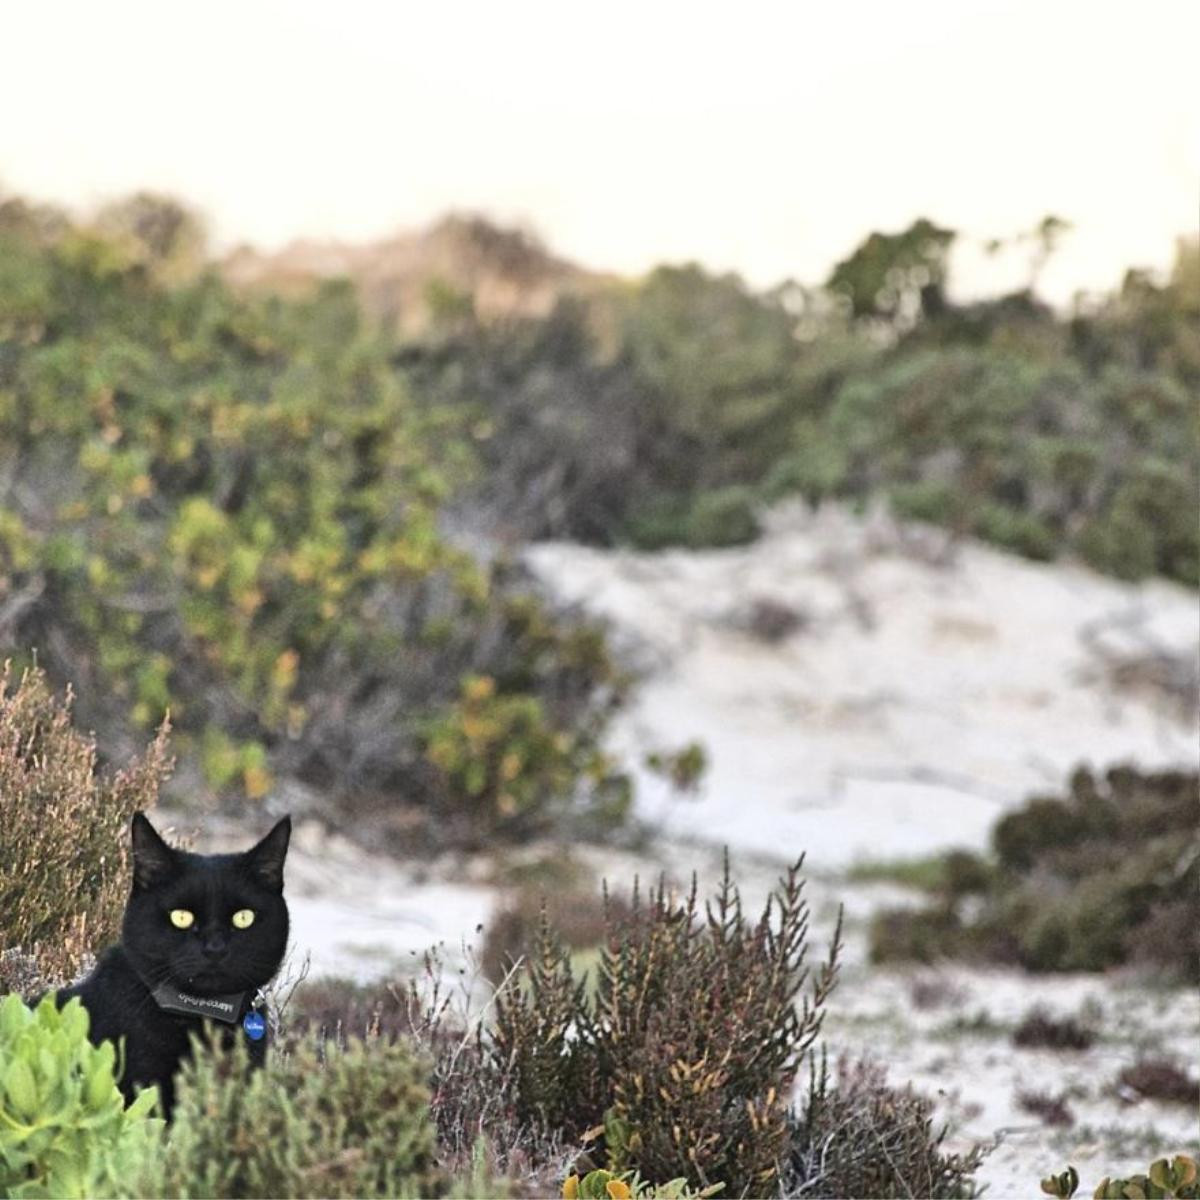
0,214 -> 631,846
1041,1154 -> 1198,1199
0,995 -> 161,1199
760,436 -> 849,504
870,766 -> 1199,981
889,480 -> 959,526
849,850 -> 993,900
489,856 -> 843,1197
973,502 -> 1057,560
682,487 -> 759,548
642,740 -> 708,794
0,664 -> 170,983
808,338 -> 1199,583
868,906 -> 973,965
562,1163 -> 723,1198
625,488 -> 759,552
623,497 -> 694,551
424,673 -> 631,843
139,1032 -> 437,1199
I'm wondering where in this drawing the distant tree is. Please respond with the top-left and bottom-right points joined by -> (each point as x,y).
619,264 -> 801,483
1028,214 -> 1072,289
93,191 -> 206,282
0,190 -> 69,245
827,218 -> 956,326
984,213 -> 1073,293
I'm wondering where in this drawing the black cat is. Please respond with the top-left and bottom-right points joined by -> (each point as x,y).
55,812 -> 291,1118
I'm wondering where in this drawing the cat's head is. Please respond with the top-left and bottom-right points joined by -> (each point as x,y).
122,813 -> 291,998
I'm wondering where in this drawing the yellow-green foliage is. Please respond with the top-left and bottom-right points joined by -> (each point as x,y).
1042,1155 -> 1198,1199
562,1164 -> 723,1198
643,741 -> 708,794
0,995 -> 161,1200
1042,1167 -> 1081,1197
425,674 -> 629,835
0,665 -> 170,982
139,1033 -> 437,1199
0,207 -> 629,840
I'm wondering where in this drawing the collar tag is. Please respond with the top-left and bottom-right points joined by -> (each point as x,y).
152,982 -> 246,1023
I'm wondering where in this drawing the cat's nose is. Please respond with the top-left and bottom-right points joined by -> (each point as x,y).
201,934 -> 228,958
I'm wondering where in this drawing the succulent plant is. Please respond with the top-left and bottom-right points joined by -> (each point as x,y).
0,994 -> 161,1199
1040,1157 -> 1198,1200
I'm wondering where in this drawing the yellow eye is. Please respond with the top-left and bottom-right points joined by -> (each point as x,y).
169,909 -> 195,930
231,909 -> 255,929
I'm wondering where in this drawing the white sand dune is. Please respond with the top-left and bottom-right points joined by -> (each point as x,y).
526,501 -> 1198,869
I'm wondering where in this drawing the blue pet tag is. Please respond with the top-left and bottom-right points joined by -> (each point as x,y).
242,1011 -> 266,1041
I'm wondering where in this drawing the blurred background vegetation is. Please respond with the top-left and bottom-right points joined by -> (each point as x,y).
0,188 -> 1196,847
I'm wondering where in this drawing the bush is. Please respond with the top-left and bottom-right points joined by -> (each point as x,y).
973,503 -> 1057,561
562,1163 -> 722,1198
642,740 -> 709,795
480,879 -> 633,986
682,487 -> 760,549
785,1055 -> 985,1199
1041,1154 -> 1198,1199
0,995 -> 161,1199
288,976 -> 422,1045
1016,1089 -> 1075,1127
1012,1007 -> 1097,1051
870,766 -> 1199,981
868,906 -> 978,965
1116,1059 -> 1200,1107
814,338 -> 1200,584
489,856 -> 843,1197
424,672 -> 631,844
139,1032 -> 438,1199
625,488 -> 760,552
0,664 -> 170,982
0,214 -> 632,847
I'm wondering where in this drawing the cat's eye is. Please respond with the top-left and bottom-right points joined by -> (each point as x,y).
169,909 -> 195,930
231,909 -> 256,929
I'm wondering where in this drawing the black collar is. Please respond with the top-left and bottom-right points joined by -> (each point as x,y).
151,982 -> 247,1023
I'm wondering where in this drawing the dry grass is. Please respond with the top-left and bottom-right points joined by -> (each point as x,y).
0,663 -> 171,983
786,1055 -> 988,1199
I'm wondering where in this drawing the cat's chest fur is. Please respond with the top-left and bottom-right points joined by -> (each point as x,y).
58,946 -> 267,1116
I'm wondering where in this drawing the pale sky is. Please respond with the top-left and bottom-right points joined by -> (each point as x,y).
2,0 -> 1196,303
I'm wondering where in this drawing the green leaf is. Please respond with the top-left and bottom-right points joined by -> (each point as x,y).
1173,1157 -> 1198,1189
5,1057 -> 40,1121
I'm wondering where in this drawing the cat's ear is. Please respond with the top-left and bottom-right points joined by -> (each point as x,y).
130,812 -> 176,889
245,816 -> 291,891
